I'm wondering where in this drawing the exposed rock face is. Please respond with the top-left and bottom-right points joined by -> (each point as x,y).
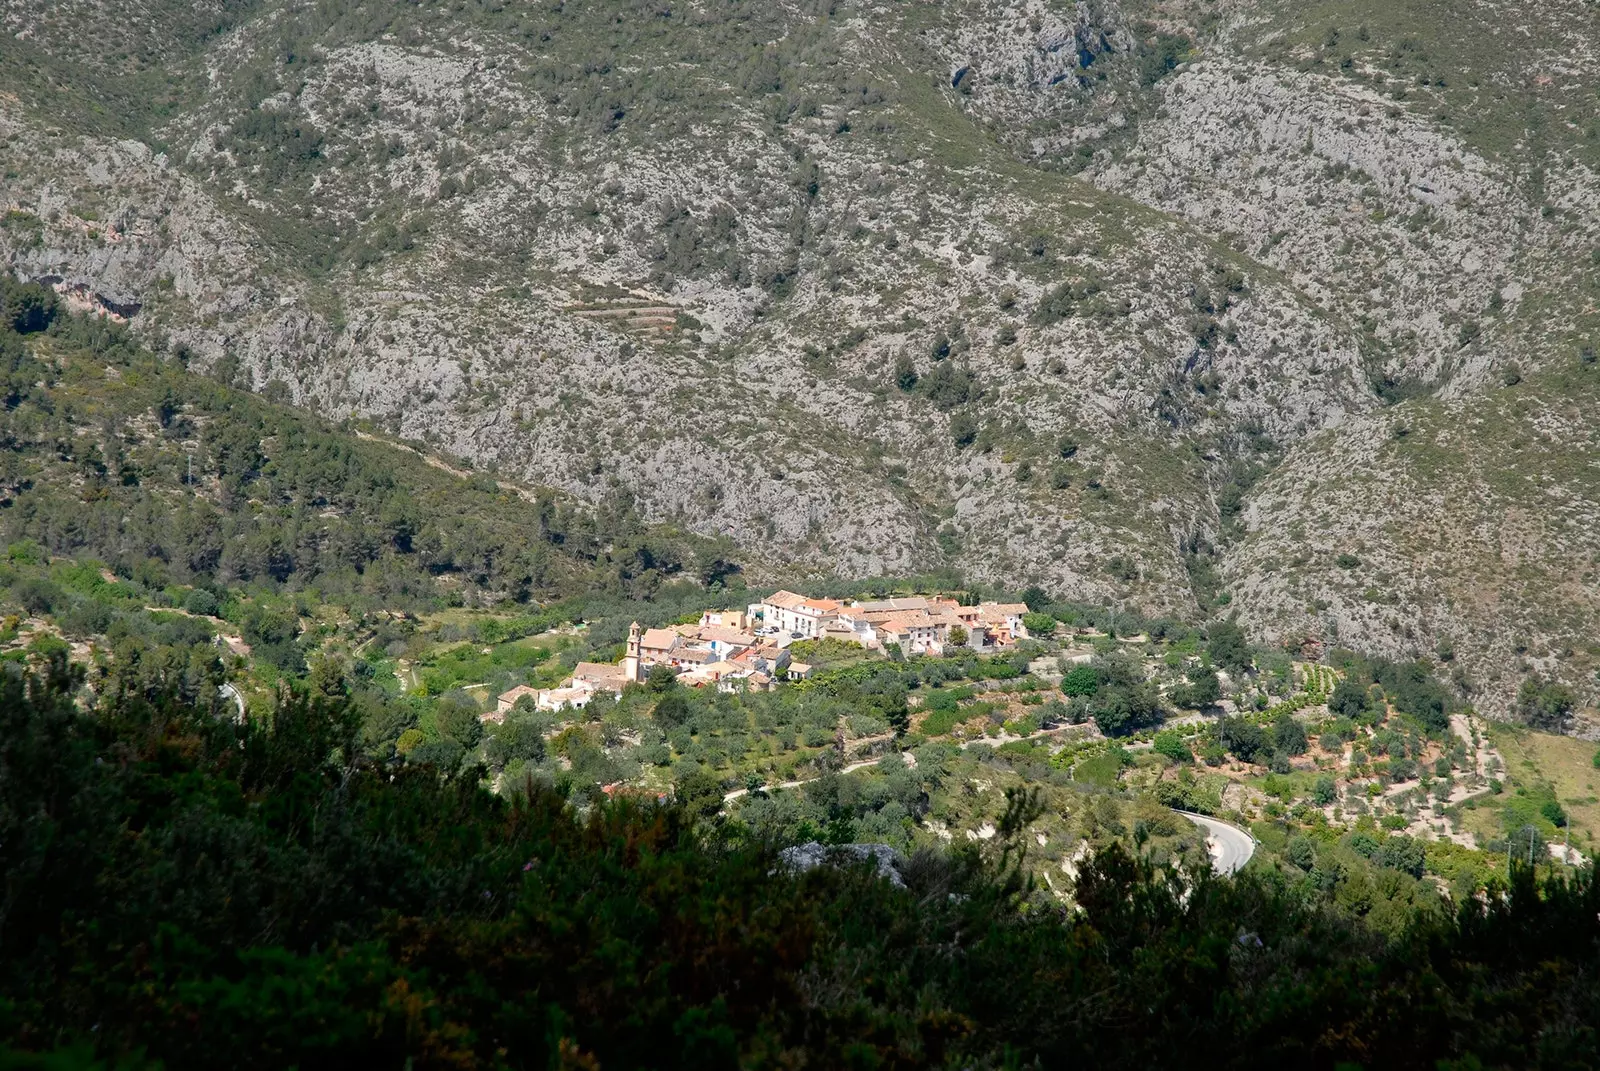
779,842 -> 907,887
1,0 -> 1596,712
1088,62 -> 1591,392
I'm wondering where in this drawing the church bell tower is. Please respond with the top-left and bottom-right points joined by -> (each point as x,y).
623,620 -> 642,683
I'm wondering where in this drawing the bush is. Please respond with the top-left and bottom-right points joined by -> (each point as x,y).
1272,713 -> 1308,756
1286,837 -> 1316,870
1020,612 -> 1055,638
893,352 -> 918,391
1073,749 -> 1130,787
485,715 -> 548,768
255,639 -> 307,676
1152,730 -> 1191,764
58,599 -> 114,638
12,577 -> 60,616
1540,800 -> 1568,828
1169,667 -> 1221,710
1092,683 -> 1164,738
184,588 -> 221,616
1205,620 -> 1253,675
950,411 -> 978,447
408,737 -> 465,769
1515,675 -> 1576,732
1061,665 -> 1099,697
920,362 -> 980,411
1328,676 -> 1369,719
1105,556 -> 1139,582
653,688 -> 691,729
1217,718 -> 1267,764
1312,775 -> 1337,806
1,277 -> 58,333
1374,835 -> 1426,878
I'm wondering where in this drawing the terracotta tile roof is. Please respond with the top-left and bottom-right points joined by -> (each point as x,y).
498,683 -> 539,705
853,597 -> 933,613
763,590 -> 808,610
876,608 -> 953,630
697,626 -> 756,645
573,661 -> 626,684
732,643 -> 781,665
802,598 -> 842,612
640,628 -> 680,650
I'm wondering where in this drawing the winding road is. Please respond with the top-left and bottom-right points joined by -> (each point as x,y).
219,682 -> 246,721
718,758 -> 1257,877
1177,811 -> 1256,875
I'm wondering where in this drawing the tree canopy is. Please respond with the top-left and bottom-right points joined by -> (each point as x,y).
3,656 -> 1599,1069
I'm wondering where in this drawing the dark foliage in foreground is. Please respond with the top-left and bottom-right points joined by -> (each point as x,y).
1,659 -> 1596,1069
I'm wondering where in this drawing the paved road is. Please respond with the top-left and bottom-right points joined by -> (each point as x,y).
1177,811 -> 1256,875
218,682 -> 246,722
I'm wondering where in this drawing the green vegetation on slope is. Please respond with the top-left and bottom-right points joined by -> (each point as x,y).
0,275 -> 738,606
3,657 -> 1599,1068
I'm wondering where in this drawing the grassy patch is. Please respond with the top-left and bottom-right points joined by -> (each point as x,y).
1485,723 -> 1600,852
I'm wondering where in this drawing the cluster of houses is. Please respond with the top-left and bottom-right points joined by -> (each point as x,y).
486,592 -> 1032,720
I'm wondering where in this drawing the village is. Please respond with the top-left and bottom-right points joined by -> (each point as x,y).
486,591 -> 1032,720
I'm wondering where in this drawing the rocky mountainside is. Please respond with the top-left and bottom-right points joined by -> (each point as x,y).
1,0 -> 1597,714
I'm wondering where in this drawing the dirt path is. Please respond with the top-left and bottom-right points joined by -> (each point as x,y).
353,430 -> 544,505
959,724 -> 1099,749
1316,712 -> 1505,847
723,752 -> 915,803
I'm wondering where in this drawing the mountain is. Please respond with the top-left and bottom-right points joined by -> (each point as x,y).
0,274 -> 738,607
2,0 -> 1597,715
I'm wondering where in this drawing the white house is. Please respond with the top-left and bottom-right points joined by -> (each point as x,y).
695,625 -> 757,660
536,683 -> 598,712
750,590 -> 843,638
977,602 -> 1030,644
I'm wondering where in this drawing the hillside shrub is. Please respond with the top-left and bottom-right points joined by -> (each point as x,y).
1515,674 -> 1576,732
1061,665 -> 1099,697
1152,730 -> 1191,764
